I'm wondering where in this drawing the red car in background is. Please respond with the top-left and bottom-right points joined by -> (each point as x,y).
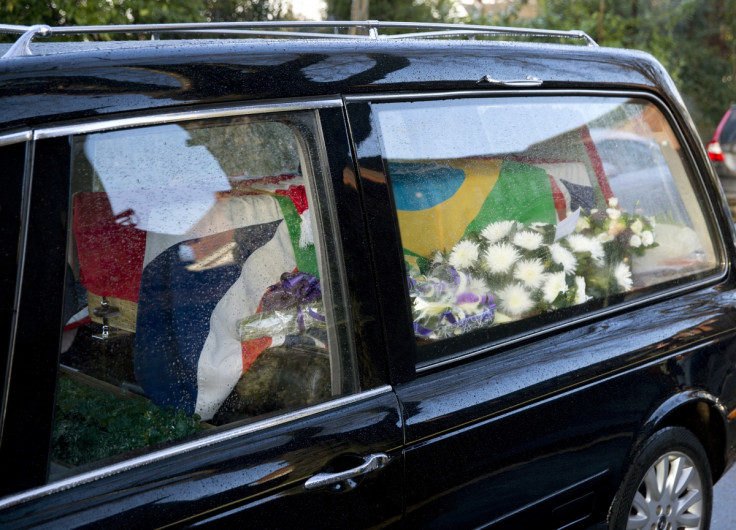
708,105 -> 736,214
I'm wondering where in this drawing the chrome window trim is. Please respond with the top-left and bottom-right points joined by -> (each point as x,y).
31,97 -> 343,140
345,89 -> 729,373
0,130 -> 31,147
0,384 -> 393,510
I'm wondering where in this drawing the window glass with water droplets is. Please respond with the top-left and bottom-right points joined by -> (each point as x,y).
374,96 -> 719,360
52,111 -> 355,479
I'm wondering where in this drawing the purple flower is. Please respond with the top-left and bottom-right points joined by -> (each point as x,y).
261,271 -> 322,312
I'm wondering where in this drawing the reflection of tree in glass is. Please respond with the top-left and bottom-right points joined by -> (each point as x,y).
187,121 -> 300,178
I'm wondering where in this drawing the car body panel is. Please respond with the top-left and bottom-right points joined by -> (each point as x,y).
345,88 -> 736,528
0,389 -> 404,528
0,40 -> 688,133
2,30 -> 736,528
395,286 -> 736,528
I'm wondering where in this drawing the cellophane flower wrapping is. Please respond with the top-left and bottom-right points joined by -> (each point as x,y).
238,271 -> 326,343
408,198 -> 658,339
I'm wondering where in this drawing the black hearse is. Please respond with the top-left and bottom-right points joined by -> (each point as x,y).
1,21 -> 735,530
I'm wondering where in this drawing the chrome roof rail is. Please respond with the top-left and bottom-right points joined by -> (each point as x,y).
1,24 -> 51,59
0,20 -> 597,59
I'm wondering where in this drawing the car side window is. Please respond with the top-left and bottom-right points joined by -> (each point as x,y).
53,111 -> 355,477
374,96 -> 720,362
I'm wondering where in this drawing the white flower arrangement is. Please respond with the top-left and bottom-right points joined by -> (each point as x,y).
513,230 -> 544,251
407,198 -> 658,339
448,240 -> 480,270
549,243 -> 577,274
481,220 -> 516,244
542,271 -> 568,304
514,258 -> 546,288
484,242 -> 520,274
499,283 -> 534,317
614,262 -> 633,291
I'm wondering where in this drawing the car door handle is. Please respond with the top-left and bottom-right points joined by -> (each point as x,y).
304,453 -> 389,490
477,74 -> 543,87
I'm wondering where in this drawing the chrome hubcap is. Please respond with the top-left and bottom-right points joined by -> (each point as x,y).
627,451 -> 703,530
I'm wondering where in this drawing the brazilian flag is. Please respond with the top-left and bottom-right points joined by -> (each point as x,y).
390,158 -> 557,272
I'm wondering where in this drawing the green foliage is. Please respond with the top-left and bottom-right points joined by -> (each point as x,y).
203,0 -> 292,22
326,0 -> 458,24
1,0 -> 205,28
467,0 -> 736,139
52,376 -> 205,467
0,0 -> 293,39
185,119 -> 300,177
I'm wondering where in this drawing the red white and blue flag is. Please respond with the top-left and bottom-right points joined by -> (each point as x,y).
134,181 -> 318,421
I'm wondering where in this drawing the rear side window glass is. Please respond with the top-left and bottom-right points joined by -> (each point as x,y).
53,111 -> 355,478
374,96 -> 720,363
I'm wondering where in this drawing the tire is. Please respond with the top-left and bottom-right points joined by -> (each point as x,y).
608,426 -> 712,530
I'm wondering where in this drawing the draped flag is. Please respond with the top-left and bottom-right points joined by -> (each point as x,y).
134,181 -> 318,421
391,159 -> 559,272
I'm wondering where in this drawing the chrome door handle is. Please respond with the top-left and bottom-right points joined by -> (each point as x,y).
477,75 -> 543,87
304,453 -> 389,490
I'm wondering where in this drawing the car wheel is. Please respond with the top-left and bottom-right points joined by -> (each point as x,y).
609,426 -> 712,530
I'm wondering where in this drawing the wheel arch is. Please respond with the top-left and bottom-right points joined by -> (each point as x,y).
634,390 -> 728,482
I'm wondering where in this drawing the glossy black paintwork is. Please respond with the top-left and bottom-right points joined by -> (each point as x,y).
0,141 -> 24,422
0,39 -> 680,133
341,48 -> 736,526
317,107 -> 390,387
344,101 -> 417,384
1,137 -> 71,495
394,286 -> 736,527
0,392 -> 404,527
1,34 -> 736,528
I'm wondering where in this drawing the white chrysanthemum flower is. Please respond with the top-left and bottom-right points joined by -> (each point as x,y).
448,240 -> 479,270
468,276 -> 489,294
607,197 -> 619,208
589,238 -> 605,262
513,230 -> 543,251
567,234 -> 590,253
484,242 -> 520,274
641,230 -> 654,246
499,283 -> 534,317
514,258 -> 546,288
549,243 -> 577,274
614,262 -> 633,291
631,219 -> 644,235
607,208 -> 621,220
480,220 -> 515,244
542,271 -> 568,303
567,234 -> 605,263
630,234 -> 642,248
574,276 -> 591,305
